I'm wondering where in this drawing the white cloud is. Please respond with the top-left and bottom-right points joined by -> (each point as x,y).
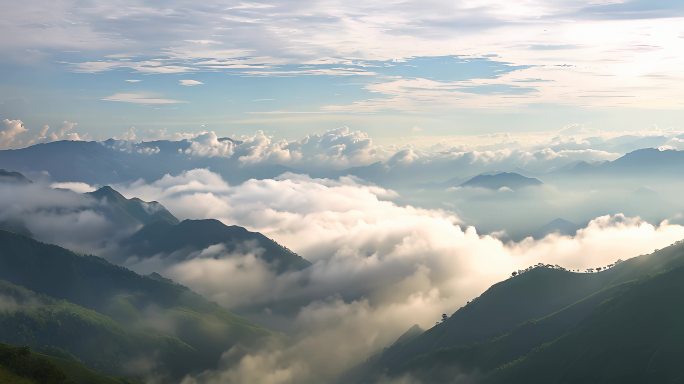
0,165 -> 679,383
184,132 -> 236,158
0,119 -> 87,148
116,127 -> 138,141
180,127 -> 384,169
119,169 -> 684,383
73,60 -> 192,74
102,92 -> 185,105
179,79 -> 204,86
50,181 -> 96,193
0,181 -> 125,254
45,121 -> 83,141
173,125 -> 666,175
5,1 -> 684,110
0,119 -> 28,149
164,249 -> 276,308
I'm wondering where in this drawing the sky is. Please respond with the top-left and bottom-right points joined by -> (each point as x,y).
3,3 -> 684,381
2,0 -> 684,143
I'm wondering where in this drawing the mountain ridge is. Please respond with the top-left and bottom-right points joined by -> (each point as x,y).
350,238 -> 684,383
121,218 -> 311,273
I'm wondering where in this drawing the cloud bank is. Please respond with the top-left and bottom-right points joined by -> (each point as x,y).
0,119 -> 27,149
1,168 -> 682,383
180,127 -> 382,169
116,169 -> 684,383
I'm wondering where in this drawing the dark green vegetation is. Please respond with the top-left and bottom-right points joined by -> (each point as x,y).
122,218 -> 311,272
0,230 -> 273,381
0,343 -> 134,384
461,172 -> 542,190
352,239 -> 684,383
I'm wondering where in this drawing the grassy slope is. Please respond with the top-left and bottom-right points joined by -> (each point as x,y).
0,343 -> 134,384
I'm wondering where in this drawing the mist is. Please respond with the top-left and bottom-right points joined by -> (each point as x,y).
113,170 -> 684,383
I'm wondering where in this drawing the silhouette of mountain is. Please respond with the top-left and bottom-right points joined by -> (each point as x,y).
0,140 -> 294,185
0,169 -> 31,184
87,186 -> 179,226
121,219 -> 310,273
461,172 -> 542,190
565,148 -> 684,177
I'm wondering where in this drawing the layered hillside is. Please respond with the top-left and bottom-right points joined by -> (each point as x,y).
0,230 -> 273,381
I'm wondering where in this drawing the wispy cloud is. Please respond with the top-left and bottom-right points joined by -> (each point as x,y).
102,92 -> 185,105
179,79 -> 204,86
3,0 -> 684,135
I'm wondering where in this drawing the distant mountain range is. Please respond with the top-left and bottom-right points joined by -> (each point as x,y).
0,140 -> 293,184
3,140 -> 684,192
460,172 -> 543,190
564,148 -> 684,177
348,239 -> 684,383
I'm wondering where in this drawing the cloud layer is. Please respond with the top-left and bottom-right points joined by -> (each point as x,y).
1,167 -> 682,383
116,169 -> 684,383
181,127 -> 382,169
5,0 -> 684,115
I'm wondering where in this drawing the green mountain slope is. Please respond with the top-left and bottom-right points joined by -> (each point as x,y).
0,279 -> 194,377
0,230 -> 272,380
353,239 -> 684,383
370,267 -> 610,374
490,265 -> 684,383
121,219 -> 311,272
0,342 -> 134,384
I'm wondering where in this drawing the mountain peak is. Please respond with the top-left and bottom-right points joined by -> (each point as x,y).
461,172 -> 542,190
89,185 -> 126,201
88,186 -> 179,226
124,218 -> 310,273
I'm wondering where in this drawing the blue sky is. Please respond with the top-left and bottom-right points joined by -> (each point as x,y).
1,0 -> 684,143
